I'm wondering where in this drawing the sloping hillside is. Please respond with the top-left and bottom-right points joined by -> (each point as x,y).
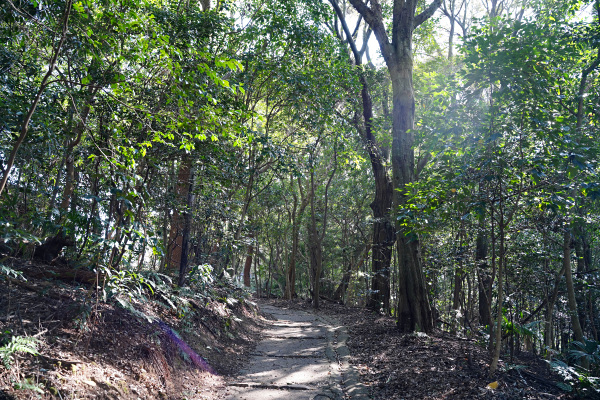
0,257 -> 263,399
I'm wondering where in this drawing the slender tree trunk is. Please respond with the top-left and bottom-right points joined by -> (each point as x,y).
564,227 -> 585,344
308,167 -> 322,309
77,160 -> 100,258
544,260 -> 566,359
308,230 -> 323,308
490,207 -> 505,374
178,167 -> 195,287
168,157 -> 192,270
48,154 -> 66,215
243,231 -> 254,287
253,239 -> 260,297
334,243 -> 371,302
574,223 -> 591,333
308,146 -> 337,309
452,227 -> 465,312
447,8 -> 455,60
286,225 -> 299,298
476,227 -> 491,327
59,88 -> 97,212
285,176 -> 310,299
589,296 -> 598,341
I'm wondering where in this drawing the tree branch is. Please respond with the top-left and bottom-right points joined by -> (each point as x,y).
413,0 -> 442,29
329,0 -> 361,61
347,0 -> 394,64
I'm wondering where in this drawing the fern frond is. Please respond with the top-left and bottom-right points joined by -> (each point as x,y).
0,336 -> 39,369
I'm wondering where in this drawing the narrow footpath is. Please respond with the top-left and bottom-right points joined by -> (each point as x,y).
224,303 -> 368,400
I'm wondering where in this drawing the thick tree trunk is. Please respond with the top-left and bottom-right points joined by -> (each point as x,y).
367,170 -> 394,312
390,49 -> 433,333
328,0 -> 396,314
60,153 -> 76,212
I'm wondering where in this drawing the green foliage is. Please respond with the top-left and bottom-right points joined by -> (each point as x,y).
503,318 -> 543,342
13,377 -> 45,394
0,334 -> 39,369
0,0 -> 598,387
101,266 -> 155,303
547,339 -> 600,395
0,263 -> 26,281
0,221 -> 41,257
549,359 -> 600,394
188,263 -> 214,290
569,339 -> 600,373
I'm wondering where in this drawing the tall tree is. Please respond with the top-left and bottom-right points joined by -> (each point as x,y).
327,0 -> 395,312
348,0 -> 441,332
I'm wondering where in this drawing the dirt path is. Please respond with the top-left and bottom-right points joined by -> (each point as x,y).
224,303 -> 368,400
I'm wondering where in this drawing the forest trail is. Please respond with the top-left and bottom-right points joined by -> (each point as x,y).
224,303 -> 368,400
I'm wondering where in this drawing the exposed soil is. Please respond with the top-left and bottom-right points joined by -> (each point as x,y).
265,298 -> 574,400
0,257 -> 265,400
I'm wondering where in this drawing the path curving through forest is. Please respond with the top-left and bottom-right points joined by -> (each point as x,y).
225,303 -> 368,400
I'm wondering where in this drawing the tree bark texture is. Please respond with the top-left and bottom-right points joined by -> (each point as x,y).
365,88 -> 395,312
178,167 -> 195,287
168,157 -> 192,270
390,43 -> 433,333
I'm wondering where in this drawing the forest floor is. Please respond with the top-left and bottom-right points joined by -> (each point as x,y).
0,258 -> 576,400
0,256 -> 266,400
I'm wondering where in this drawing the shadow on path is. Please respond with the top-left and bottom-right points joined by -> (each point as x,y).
224,304 -> 368,400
